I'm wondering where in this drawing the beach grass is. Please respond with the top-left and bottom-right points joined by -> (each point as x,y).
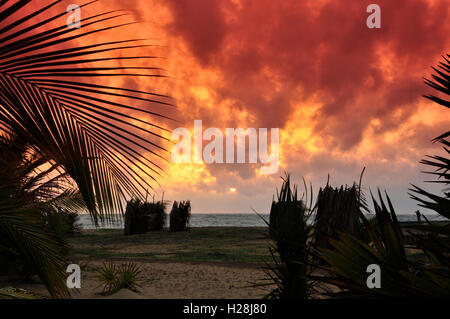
67,227 -> 271,265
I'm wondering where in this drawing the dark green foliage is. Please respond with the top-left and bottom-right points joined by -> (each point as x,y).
124,199 -> 167,235
116,262 -> 143,292
144,201 -> 167,231
409,138 -> 450,219
44,208 -> 81,236
97,262 -> 118,295
264,175 -> 315,299
97,262 -> 142,295
407,54 -> 450,284
0,134 -> 69,298
0,205 -> 70,298
170,200 -> 191,232
315,191 -> 450,298
123,200 -> 149,235
313,180 -> 368,252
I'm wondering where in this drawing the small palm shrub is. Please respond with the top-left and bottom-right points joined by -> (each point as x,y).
97,262 -> 142,295
97,262 -> 118,295
170,201 -> 191,232
116,262 -> 143,292
264,175 -> 315,299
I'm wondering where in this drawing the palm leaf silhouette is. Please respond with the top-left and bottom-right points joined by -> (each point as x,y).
409,54 -> 450,217
424,53 -> 450,140
0,1 -> 174,222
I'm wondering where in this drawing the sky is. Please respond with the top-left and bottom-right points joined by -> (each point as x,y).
11,0 -> 450,214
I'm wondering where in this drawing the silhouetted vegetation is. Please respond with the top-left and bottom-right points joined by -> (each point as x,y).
0,0 -> 170,298
44,208 -> 81,236
145,201 -> 167,231
0,135 -> 70,298
262,175 -> 315,299
313,176 -> 368,252
124,199 -> 167,235
262,54 -> 450,299
170,201 -> 191,232
124,200 -> 149,235
97,262 -> 142,295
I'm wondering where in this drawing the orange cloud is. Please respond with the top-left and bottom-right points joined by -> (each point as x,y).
13,0 -> 449,213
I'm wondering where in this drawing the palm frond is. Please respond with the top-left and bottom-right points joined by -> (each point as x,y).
424,54 -> 450,110
409,54 -> 450,218
0,287 -> 46,299
0,134 -> 70,298
0,1 -> 174,221
315,191 -> 450,298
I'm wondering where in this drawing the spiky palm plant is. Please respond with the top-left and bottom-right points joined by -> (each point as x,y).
314,191 -> 450,298
97,262 -> 118,295
314,55 -> 450,298
0,1 -> 173,222
423,54 -> 449,140
262,175 -> 316,299
313,179 -> 369,252
116,262 -> 142,292
0,135 -> 70,298
97,261 -> 142,295
409,54 -> 450,219
407,53 -> 450,288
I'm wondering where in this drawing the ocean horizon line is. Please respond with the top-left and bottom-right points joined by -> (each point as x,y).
78,212 -> 449,230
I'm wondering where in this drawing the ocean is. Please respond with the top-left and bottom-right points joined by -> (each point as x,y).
78,213 -> 449,230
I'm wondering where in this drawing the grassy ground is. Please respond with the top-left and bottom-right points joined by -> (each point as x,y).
67,227 -> 272,265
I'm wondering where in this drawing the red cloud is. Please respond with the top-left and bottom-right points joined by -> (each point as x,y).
165,0 -> 450,149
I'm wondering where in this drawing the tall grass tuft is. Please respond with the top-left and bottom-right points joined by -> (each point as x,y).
170,201 -> 191,232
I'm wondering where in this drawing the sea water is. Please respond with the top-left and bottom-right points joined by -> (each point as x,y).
77,213 -> 448,230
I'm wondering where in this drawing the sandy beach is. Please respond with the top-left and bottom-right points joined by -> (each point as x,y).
0,228 -> 273,299
0,260 -> 268,299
